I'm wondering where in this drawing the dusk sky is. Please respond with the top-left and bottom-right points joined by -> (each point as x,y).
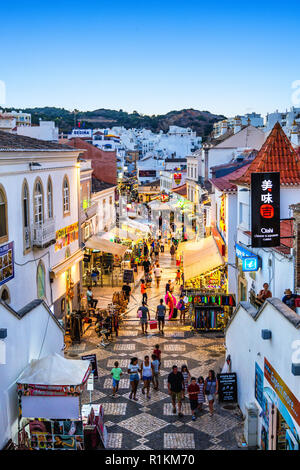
1,0 -> 300,117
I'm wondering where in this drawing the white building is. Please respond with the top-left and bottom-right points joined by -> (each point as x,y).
16,121 -> 59,141
0,300 -> 64,449
160,170 -> 187,194
233,123 -> 300,303
137,156 -> 165,183
0,130 -> 83,320
213,113 -> 264,138
225,298 -> 300,450
200,125 -> 265,184
265,107 -> 300,135
0,110 -> 31,127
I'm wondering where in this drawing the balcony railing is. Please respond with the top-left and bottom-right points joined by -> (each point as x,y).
32,218 -> 56,248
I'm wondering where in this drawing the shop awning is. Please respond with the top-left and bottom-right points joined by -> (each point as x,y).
120,219 -> 150,234
51,249 -> 84,277
183,236 -> 225,281
102,228 -> 140,242
85,235 -> 127,257
17,353 -> 90,386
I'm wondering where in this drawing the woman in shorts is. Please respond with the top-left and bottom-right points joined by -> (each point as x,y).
128,357 -> 140,401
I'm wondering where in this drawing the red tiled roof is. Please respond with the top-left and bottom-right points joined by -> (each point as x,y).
233,122 -> 300,186
172,183 -> 187,196
210,164 -> 251,192
243,218 -> 294,255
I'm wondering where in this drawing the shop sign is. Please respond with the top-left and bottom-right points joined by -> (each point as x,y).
55,223 -> 79,251
264,358 -> 300,426
211,225 -> 225,256
219,195 -> 226,233
217,373 -> 238,403
251,172 -> 280,248
174,173 -> 182,185
255,362 -> 265,409
0,241 -> 14,286
235,243 -> 261,272
81,354 -> 98,379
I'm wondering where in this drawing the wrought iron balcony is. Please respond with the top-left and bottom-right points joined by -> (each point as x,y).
32,218 -> 56,248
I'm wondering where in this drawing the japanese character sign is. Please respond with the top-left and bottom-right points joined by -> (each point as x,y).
251,172 -> 280,247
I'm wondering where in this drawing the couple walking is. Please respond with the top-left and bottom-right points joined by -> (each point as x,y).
127,352 -> 160,400
137,299 -> 166,335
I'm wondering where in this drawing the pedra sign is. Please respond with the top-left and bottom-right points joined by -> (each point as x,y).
251,172 -> 280,248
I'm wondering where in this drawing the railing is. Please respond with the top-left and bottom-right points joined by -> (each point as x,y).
32,218 -> 56,248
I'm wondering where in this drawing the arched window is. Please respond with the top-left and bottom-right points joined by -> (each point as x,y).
34,179 -> 44,225
37,261 -> 45,299
0,186 -> 8,243
47,177 -> 53,219
0,286 -> 10,303
22,180 -> 30,250
63,176 -> 70,214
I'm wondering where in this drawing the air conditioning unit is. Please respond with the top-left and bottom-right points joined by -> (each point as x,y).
244,402 -> 259,448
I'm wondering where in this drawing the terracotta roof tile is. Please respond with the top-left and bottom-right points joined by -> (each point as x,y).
233,122 -> 300,186
0,130 -> 73,150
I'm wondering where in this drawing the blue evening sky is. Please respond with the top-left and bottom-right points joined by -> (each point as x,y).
1,0 -> 300,117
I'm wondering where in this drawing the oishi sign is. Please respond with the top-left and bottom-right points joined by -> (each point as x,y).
251,172 -> 280,248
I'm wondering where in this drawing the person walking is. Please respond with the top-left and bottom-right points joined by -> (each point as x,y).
122,282 -> 131,302
140,279 -> 147,304
177,295 -> 186,324
188,377 -> 200,421
143,257 -> 151,276
153,344 -> 162,366
168,365 -> 185,417
151,354 -> 160,390
128,357 -> 140,401
110,361 -> 123,398
181,364 -> 191,400
204,370 -> 219,416
154,243 -> 160,261
154,263 -> 162,288
197,376 -> 206,412
156,299 -> 166,335
170,244 -> 176,259
140,355 -> 154,399
165,280 -> 171,294
175,269 -> 181,285
138,301 -> 150,335
86,286 -> 98,310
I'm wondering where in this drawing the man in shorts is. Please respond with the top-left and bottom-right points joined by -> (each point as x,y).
167,365 -> 184,417
156,298 -> 166,334
138,301 -> 150,335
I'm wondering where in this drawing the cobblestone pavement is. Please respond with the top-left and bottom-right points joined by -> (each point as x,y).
66,250 -> 243,450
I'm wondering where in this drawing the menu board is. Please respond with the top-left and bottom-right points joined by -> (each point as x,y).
0,241 -> 14,286
81,354 -> 98,379
123,269 -> 134,284
217,373 -> 237,403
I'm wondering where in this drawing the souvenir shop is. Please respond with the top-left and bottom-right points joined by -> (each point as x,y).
184,290 -> 236,331
16,354 -> 108,450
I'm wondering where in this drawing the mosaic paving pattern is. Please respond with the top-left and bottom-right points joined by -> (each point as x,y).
67,251 -> 243,450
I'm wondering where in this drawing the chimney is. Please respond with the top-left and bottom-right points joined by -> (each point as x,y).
220,120 -> 228,135
233,116 -> 242,134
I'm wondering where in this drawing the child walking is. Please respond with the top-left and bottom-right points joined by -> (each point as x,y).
188,377 -> 200,421
110,361 -> 123,397
181,365 -> 191,400
197,376 -> 206,411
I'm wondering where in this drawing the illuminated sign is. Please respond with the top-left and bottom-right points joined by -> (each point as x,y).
242,256 -> 260,272
174,173 -> 182,185
236,243 -> 261,272
264,358 -> 300,427
251,172 -> 280,247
